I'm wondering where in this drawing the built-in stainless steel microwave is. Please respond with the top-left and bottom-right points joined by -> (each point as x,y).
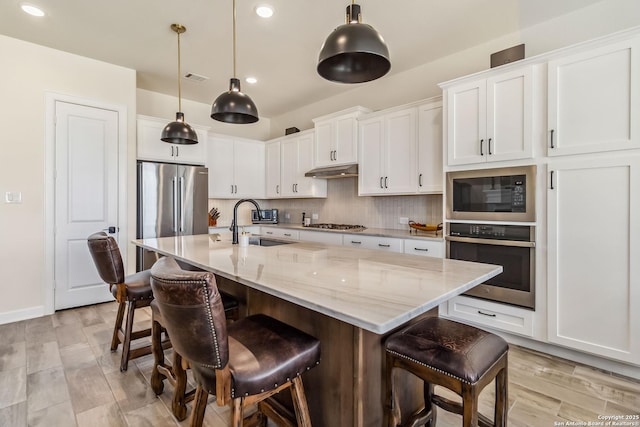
251,209 -> 279,224
446,166 -> 536,222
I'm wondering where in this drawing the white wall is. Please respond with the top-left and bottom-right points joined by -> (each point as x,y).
269,0 -> 640,138
0,34 -> 136,323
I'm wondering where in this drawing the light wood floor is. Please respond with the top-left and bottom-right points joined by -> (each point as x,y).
0,301 -> 638,426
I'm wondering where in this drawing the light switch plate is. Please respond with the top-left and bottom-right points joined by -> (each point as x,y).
5,191 -> 22,203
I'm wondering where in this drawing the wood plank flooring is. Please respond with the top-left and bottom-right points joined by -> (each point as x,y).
0,301 -> 638,426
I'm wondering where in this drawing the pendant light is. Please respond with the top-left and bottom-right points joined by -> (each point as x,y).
317,1 -> 390,84
211,0 -> 259,124
161,24 -> 199,144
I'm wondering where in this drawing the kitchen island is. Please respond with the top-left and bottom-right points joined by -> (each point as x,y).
134,233 -> 501,426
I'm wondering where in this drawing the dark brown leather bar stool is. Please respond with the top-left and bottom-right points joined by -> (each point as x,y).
87,232 -> 158,371
150,270 -> 241,421
150,256 -> 321,427
385,317 -> 508,427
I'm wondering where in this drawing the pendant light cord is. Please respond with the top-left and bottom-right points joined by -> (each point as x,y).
232,0 -> 237,78
177,28 -> 182,112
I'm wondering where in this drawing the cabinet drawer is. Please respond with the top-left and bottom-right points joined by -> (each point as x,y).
443,296 -> 534,337
403,240 -> 444,258
343,235 -> 403,252
260,228 -> 299,240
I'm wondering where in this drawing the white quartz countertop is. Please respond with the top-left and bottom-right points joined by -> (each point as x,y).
134,233 -> 501,334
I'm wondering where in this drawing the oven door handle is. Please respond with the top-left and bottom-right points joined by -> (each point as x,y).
446,235 -> 536,248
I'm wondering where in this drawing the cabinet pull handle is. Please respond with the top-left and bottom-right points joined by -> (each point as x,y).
234,185 -> 238,193
378,243 -> 391,248
550,170 -> 555,190
175,146 -> 179,157
480,139 -> 484,156
230,185 -> 234,194
276,184 -> 280,194
478,310 -> 497,317
418,173 -> 423,187
333,150 -> 337,161
266,231 -> 273,235
550,129 -> 555,148
384,177 -> 388,188
171,146 -> 174,157
284,233 -> 291,237
488,138 -> 492,155
380,177 -> 384,189
351,241 -> 362,244
414,247 -> 429,251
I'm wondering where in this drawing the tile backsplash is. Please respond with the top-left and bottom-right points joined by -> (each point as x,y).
209,178 -> 442,230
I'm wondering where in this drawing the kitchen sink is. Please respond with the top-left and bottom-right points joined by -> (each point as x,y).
248,236 -> 294,247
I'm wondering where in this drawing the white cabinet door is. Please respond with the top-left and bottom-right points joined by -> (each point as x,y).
208,135 -> 235,198
547,156 -> 640,364
358,116 -> 385,195
207,136 -> 265,199
334,114 -> 359,165
295,133 -> 317,195
446,66 -> 533,166
417,102 -> 443,194
359,108 -> 417,195
313,107 -> 369,167
314,120 -> 334,167
280,131 -> 327,198
403,239 -> 444,258
260,227 -> 299,240
548,39 -> 640,156
137,116 -> 207,165
385,108 -> 417,193
343,235 -> 403,253
265,139 -> 281,198
280,138 -> 298,197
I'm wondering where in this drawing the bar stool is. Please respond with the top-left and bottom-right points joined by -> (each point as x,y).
87,232 -> 158,372
150,278 -> 241,420
385,317 -> 508,427
150,256 -> 321,427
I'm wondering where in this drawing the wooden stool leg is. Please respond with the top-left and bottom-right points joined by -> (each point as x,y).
424,382 -> 436,427
150,318 -> 165,395
120,300 -> 137,371
461,383 -> 479,427
290,376 -> 312,427
171,350 -> 188,421
190,385 -> 209,427
385,353 -> 401,427
231,398 -> 244,427
494,358 -> 508,427
111,301 -> 126,351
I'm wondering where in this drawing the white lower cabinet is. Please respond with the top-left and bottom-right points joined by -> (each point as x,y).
442,296 -> 534,337
260,228 -> 299,240
403,239 -> 444,258
547,155 -> 640,364
343,235 -> 403,253
298,230 -> 343,245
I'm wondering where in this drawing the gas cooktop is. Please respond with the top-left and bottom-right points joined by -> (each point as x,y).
305,223 -> 366,231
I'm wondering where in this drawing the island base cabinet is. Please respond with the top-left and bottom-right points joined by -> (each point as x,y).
547,156 -> 640,365
245,288 -> 428,427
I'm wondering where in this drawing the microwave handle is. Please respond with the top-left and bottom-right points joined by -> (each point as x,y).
446,235 -> 535,248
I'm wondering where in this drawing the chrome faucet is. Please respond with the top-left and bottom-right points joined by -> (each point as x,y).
230,199 -> 262,244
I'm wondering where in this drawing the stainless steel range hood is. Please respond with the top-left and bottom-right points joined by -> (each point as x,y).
305,164 -> 358,179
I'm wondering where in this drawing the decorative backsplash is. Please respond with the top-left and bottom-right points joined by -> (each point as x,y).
209,177 -> 442,230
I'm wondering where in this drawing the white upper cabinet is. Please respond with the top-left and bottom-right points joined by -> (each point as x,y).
265,139 -> 282,198
207,135 -> 265,199
417,101 -> 443,194
359,107 -> 418,195
445,66 -> 534,166
280,130 -> 327,198
137,115 -> 207,165
313,106 -> 371,167
547,38 -> 640,156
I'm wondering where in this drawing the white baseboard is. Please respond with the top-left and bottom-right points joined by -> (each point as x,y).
0,305 -> 46,326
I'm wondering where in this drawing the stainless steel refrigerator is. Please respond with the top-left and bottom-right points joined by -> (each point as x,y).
136,161 -> 208,271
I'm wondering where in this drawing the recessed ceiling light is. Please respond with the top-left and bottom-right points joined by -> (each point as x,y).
20,3 -> 45,17
255,5 -> 274,18
245,77 -> 257,84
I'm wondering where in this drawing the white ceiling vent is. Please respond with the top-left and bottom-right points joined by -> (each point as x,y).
184,73 -> 209,82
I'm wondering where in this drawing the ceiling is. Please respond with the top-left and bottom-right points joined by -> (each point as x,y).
0,0 -> 602,118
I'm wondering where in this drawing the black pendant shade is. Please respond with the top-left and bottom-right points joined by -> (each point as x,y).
161,112 -> 199,144
318,3 -> 390,84
211,78 -> 259,124
162,24 -> 198,145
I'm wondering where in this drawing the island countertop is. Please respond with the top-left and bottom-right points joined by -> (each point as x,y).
134,233 -> 501,334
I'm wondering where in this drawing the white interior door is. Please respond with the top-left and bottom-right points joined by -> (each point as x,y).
54,101 -> 119,310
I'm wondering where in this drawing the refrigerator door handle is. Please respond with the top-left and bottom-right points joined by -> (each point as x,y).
172,177 -> 179,233
179,176 -> 185,233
